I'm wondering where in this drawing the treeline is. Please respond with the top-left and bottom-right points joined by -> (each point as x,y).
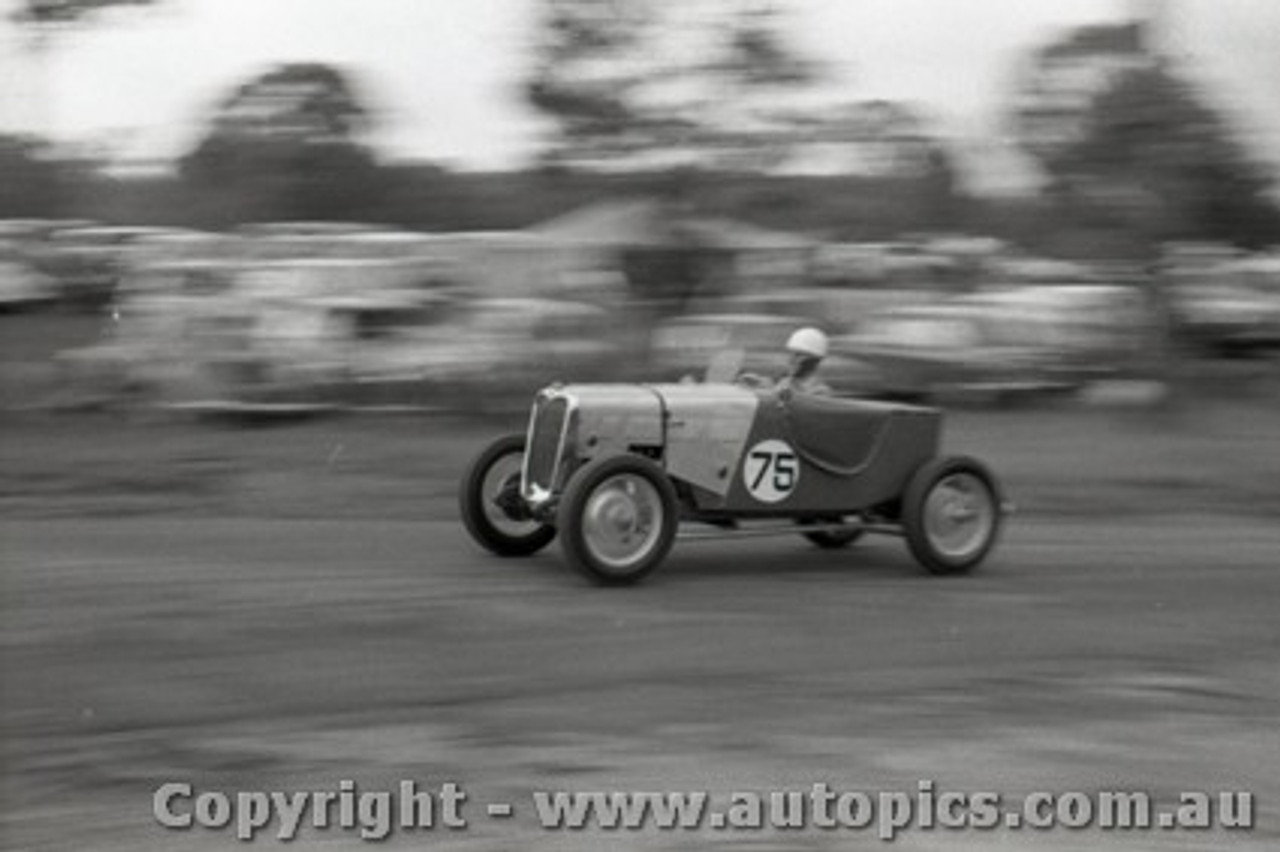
87,167 -> 962,236
0,138 -> 965,236
4,136 -> 1279,260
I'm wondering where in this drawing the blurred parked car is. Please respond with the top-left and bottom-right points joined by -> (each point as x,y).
831,304 -> 1071,402
56,259 -> 278,406
694,286 -> 935,334
0,254 -> 59,311
650,313 -> 880,395
434,298 -> 621,388
244,294 -> 622,406
287,291 -> 463,386
812,240 -> 958,290
1169,255 -> 1280,355
43,226 -> 211,308
961,284 -> 1149,380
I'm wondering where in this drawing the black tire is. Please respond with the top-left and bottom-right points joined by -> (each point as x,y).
459,434 -> 556,557
798,517 -> 865,549
902,456 -> 1003,575
557,454 -> 679,586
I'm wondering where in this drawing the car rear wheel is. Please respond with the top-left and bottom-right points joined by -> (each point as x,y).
902,456 -> 1002,575
459,434 -> 556,557
558,455 -> 678,586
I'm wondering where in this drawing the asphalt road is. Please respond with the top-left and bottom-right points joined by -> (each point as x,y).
2,512 -> 1278,851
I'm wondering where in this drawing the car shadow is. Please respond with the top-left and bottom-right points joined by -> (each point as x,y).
466,533 -> 1009,590
658,538 -> 921,582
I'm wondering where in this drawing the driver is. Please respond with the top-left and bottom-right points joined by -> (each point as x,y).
737,326 -> 832,395
777,326 -> 832,395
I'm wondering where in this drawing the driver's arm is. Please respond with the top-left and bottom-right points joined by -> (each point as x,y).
735,371 -> 773,389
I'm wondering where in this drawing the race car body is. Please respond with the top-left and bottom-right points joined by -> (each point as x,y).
461,381 -> 1006,585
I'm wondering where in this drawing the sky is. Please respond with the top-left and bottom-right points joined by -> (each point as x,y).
0,0 -> 1277,184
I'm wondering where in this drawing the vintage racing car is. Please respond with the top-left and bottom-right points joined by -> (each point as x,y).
460,382 -> 1009,585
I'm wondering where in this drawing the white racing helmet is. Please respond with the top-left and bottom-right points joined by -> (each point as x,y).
785,326 -> 829,360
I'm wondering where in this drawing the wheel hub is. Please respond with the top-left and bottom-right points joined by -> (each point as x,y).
482,454 -> 540,537
582,475 -> 662,569
925,473 -> 994,559
942,497 -> 978,523
493,474 -> 532,521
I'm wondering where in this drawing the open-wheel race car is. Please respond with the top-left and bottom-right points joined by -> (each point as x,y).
460,382 -> 1010,585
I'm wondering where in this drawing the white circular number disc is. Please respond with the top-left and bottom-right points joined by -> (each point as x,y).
742,439 -> 799,503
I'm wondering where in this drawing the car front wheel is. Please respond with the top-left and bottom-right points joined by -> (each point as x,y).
557,454 -> 678,585
902,456 -> 1002,575
459,434 -> 557,557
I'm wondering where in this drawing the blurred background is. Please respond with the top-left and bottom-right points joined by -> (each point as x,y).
0,0 -> 1278,411
3,3 -> 1280,850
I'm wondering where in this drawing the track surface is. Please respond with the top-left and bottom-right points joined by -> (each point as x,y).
3,511 -> 1278,850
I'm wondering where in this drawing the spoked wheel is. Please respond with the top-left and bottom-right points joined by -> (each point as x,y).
902,456 -> 1003,575
798,517 -> 866,549
459,434 -> 556,557
558,455 -> 678,586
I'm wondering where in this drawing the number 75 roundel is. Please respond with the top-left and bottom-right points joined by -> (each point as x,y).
742,439 -> 799,503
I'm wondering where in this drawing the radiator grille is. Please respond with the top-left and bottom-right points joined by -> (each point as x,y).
524,395 -> 568,497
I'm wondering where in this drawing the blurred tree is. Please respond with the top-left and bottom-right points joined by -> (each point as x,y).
525,0 -> 823,171
1012,21 -> 1279,250
179,63 -> 391,225
525,0 -> 650,152
9,0 -> 159,26
1012,20 -> 1280,401
1010,22 -> 1152,166
1057,66 -> 1279,247
525,0 -> 838,315
198,63 -> 372,143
